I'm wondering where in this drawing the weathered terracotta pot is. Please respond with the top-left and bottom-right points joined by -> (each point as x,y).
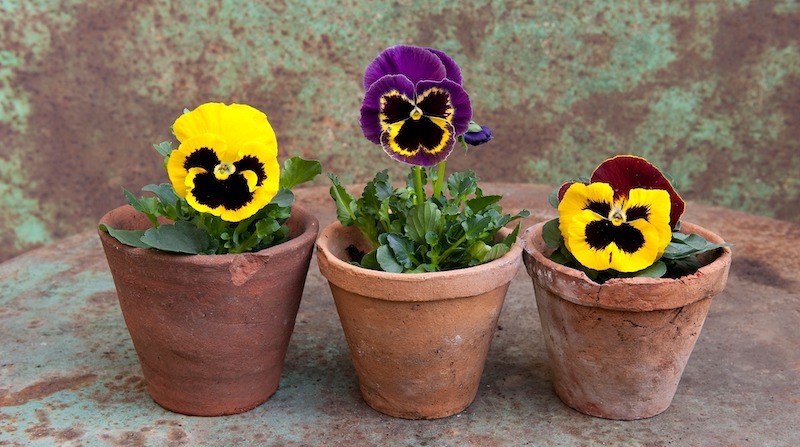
316,222 -> 522,419
98,204 -> 318,416
522,221 -> 731,420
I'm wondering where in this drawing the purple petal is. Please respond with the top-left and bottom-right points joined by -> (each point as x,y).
363,45 -> 447,90
380,122 -> 455,167
416,79 -> 472,136
425,47 -> 463,85
463,125 -> 493,145
359,74 -> 416,144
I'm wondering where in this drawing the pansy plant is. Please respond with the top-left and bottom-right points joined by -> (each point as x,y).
330,45 -> 528,273
100,102 -> 321,254
542,155 -> 730,282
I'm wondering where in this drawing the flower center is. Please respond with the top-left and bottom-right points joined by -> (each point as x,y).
214,162 -> 236,180
608,204 -> 626,226
409,105 -> 423,120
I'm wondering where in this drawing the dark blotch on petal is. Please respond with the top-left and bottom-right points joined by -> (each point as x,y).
184,147 -> 219,171
394,117 -> 445,154
614,224 -> 646,254
382,94 -> 415,124
584,220 -> 645,254
626,205 -> 650,221
235,155 -> 267,186
586,200 -> 611,217
192,172 -> 254,211
417,89 -> 451,118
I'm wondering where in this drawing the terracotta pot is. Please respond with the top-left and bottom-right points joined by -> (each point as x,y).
522,221 -> 732,420
98,204 -> 319,416
315,222 -> 522,419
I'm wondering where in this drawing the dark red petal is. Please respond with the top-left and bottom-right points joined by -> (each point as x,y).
557,181 -> 576,201
590,155 -> 685,227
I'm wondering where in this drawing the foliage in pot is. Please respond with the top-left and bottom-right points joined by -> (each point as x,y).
317,45 -> 528,419
98,102 -> 322,416
522,155 -> 732,420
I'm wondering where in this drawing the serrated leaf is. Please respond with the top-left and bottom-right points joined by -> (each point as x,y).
542,219 -> 563,249
376,245 -> 403,273
482,243 -> 510,262
328,173 -> 357,226
140,221 -> 213,254
99,225 -> 149,248
463,215 -> 492,241
466,195 -> 502,213
280,157 -> 322,189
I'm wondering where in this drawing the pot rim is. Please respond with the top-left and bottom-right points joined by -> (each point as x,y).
97,203 -> 319,264
521,220 -> 732,311
315,221 -> 523,301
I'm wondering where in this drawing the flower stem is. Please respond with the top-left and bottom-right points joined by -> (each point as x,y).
433,161 -> 446,198
414,166 -> 425,204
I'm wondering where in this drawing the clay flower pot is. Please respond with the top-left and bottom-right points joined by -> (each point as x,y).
316,222 -> 522,419
522,221 -> 732,420
98,204 -> 319,416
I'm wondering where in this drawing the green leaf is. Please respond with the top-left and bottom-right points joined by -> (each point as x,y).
328,173 -> 357,226
376,245 -> 403,273
280,157 -> 322,189
467,120 -> 482,133
140,221 -> 213,254
153,141 -> 173,156
482,242 -> 510,263
99,224 -> 149,248
385,233 -> 416,268
463,215 -> 492,241
541,219 -> 563,249
548,187 -> 560,209
466,195 -> 502,213
359,249 -> 380,270
142,183 -> 180,206
632,261 -> 667,278
270,188 -> 295,208
405,202 -> 442,244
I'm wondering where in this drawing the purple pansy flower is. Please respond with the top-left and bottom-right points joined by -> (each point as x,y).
462,124 -> 493,146
360,45 -> 472,167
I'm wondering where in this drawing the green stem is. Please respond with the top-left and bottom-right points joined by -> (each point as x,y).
414,166 -> 425,204
433,161 -> 446,198
436,233 -> 467,267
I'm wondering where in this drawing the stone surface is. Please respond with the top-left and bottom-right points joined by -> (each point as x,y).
1,1 -> 799,261
0,184 -> 798,445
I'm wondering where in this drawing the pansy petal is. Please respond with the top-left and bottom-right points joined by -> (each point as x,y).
591,155 -> 685,227
174,103 -> 276,164
425,47 -> 463,85
416,79 -> 471,136
173,102 -> 226,143
360,74 -> 416,144
625,188 -> 672,256
380,117 -> 455,167
363,45 -> 447,90
558,182 -> 615,244
167,134 -> 227,198
567,210 -> 661,272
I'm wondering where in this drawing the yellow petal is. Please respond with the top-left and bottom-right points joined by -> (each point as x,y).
625,188 -> 672,257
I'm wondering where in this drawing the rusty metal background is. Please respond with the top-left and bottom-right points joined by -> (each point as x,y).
1,1 -> 799,262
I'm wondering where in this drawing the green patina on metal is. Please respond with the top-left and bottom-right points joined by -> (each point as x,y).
0,0 -> 798,261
